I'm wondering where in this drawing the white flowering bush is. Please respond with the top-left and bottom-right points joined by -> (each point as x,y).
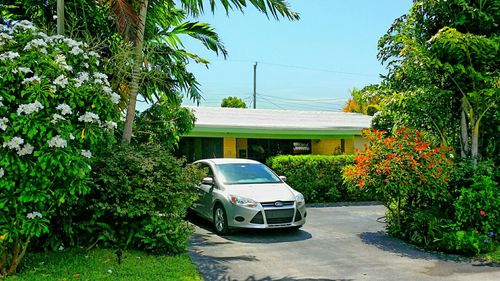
0,21 -> 119,276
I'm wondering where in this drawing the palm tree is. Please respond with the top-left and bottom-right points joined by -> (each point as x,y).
108,0 -> 300,143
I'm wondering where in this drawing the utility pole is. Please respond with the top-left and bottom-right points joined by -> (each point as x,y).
57,0 -> 64,35
253,62 -> 257,109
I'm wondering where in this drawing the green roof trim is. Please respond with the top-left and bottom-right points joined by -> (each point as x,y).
186,126 -> 360,140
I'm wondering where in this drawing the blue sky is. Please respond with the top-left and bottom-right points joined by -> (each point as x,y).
177,1 -> 413,111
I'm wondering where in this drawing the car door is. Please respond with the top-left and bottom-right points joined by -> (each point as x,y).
195,163 -> 216,220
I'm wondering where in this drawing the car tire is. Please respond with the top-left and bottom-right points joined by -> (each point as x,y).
213,204 -> 229,235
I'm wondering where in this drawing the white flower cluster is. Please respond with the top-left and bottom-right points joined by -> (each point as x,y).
103,121 -> 117,131
51,113 -> 66,124
109,92 -> 121,104
18,143 -> 34,156
93,72 -> 110,86
0,33 -> 14,40
27,211 -> 43,219
24,38 -> 48,54
64,38 -> 84,55
12,67 -> 32,74
56,103 -> 72,115
17,100 -> 44,115
88,51 -> 100,58
81,150 -> 92,158
0,96 -> 3,107
55,54 -> 73,72
102,86 -> 121,104
0,32 -> 14,47
0,51 -> 20,61
74,72 -> 89,88
47,135 -> 67,148
53,74 -> 69,88
2,137 -> 34,156
21,75 -> 41,85
13,20 -> 36,31
78,111 -> 100,123
3,136 -> 24,150
0,167 -> 4,178
0,117 -> 8,131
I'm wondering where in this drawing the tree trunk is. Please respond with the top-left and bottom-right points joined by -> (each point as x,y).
121,0 -> 149,144
471,119 -> 480,165
460,100 -> 469,158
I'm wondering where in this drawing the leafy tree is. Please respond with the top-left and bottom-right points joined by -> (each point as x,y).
133,100 -> 195,149
342,85 -> 382,116
221,96 -> 247,108
376,0 -> 499,163
108,0 -> 299,143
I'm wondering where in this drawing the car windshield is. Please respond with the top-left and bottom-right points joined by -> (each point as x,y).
216,163 -> 282,185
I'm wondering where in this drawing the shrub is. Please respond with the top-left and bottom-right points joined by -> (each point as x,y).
343,128 -> 455,246
267,154 -> 376,203
453,176 -> 499,243
0,21 -> 118,276
74,144 -> 204,254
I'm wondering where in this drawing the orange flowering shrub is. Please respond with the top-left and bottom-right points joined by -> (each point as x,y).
343,127 -> 455,233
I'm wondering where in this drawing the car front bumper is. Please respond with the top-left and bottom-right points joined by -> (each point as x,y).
225,202 -> 306,229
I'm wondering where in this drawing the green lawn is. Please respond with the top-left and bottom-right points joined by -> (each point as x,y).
6,248 -> 201,281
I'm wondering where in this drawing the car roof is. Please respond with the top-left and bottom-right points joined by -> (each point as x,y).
196,158 -> 262,165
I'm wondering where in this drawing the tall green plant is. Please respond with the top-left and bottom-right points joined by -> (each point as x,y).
376,0 -> 499,163
0,21 -> 118,276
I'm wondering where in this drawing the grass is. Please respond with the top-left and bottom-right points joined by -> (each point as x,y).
5,248 -> 201,281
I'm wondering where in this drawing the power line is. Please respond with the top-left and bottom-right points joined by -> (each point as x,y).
259,96 -> 287,110
210,59 -> 378,78
259,93 -> 347,102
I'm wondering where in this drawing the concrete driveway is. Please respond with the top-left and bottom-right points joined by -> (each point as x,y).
188,204 -> 500,281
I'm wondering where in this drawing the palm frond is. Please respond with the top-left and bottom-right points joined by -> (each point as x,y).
179,0 -> 299,20
102,0 -> 141,39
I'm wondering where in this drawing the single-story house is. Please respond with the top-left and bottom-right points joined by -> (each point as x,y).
177,106 -> 373,162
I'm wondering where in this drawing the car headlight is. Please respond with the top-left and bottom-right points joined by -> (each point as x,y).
295,193 -> 305,207
229,195 -> 258,208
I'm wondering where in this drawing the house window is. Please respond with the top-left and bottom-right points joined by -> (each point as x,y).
177,137 -> 223,161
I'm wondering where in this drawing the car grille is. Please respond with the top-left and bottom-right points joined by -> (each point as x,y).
250,211 -> 264,224
260,201 -> 294,208
265,209 -> 295,224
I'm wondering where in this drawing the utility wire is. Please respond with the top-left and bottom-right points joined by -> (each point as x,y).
210,59 -> 378,78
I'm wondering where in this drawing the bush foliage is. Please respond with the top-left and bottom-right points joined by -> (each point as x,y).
0,21 -> 118,276
343,128 -> 498,255
73,144 -> 204,254
267,154 -> 378,203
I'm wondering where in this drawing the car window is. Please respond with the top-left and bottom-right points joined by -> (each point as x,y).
197,163 -> 214,178
216,163 -> 281,185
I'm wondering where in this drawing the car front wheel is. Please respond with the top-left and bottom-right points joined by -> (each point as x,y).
213,204 -> 229,235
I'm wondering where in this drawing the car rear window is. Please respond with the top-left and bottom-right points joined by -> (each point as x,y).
216,163 -> 281,185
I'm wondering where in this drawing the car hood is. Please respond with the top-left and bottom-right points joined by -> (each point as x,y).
223,183 -> 296,202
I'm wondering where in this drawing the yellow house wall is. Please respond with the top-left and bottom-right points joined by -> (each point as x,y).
344,139 -> 355,154
236,138 -> 248,158
311,139 -> 341,155
223,137 -> 237,158
312,139 -> 355,155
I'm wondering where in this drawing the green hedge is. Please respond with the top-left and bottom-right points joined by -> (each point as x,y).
267,155 -> 377,203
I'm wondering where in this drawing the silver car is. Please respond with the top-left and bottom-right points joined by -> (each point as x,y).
191,158 -> 306,234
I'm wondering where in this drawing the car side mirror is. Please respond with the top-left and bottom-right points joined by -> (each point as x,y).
202,177 -> 214,185
279,176 -> 287,182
